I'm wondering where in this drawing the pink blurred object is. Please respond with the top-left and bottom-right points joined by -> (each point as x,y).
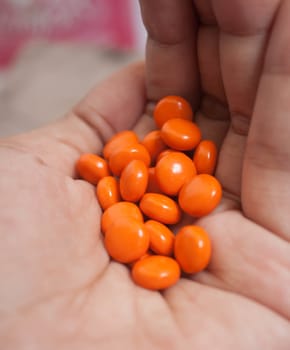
0,0 -> 141,68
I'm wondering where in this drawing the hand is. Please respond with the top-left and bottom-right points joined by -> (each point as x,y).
0,2 -> 289,350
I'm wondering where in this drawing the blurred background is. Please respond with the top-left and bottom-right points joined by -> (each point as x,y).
0,0 -> 146,136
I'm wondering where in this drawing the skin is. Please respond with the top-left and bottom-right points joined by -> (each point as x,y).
0,0 -> 290,348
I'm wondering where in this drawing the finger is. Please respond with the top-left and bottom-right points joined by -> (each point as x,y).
0,63 -> 146,176
139,0 -> 199,106
243,0 -> 290,241
194,24 -> 229,154
209,0 -> 280,198
196,23 -> 230,143
198,26 -> 227,108
191,1 -> 228,119
211,0 -> 279,116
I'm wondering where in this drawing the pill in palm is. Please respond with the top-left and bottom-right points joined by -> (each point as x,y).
76,95 -> 221,291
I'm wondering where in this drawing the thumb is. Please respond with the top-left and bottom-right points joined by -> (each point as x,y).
243,1 -> 290,242
0,62 -> 146,176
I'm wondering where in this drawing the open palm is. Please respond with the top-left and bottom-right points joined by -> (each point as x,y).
0,1 -> 290,349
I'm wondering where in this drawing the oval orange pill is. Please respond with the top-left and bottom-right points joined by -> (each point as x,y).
103,130 -> 139,160
193,140 -> 217,175
145,220 -> 175,256
96,176 -> 120,210
161,118 -> 201,151
101,201 -> 143,234
139,193 -> 181,225
174,225 -> 211,274
76,153 -> 110,185
109,143 -> 151,176
132,255 -> 180,290
155,151 -> 197,196
141,130 -> 167,164
156,148 -> 174,163
120,160 -> 149,202
146,167 -> 162,193
128,252 -> 153,269
105,218 -> 150,263
153,95 -> 193,129
178,174 -> 222,217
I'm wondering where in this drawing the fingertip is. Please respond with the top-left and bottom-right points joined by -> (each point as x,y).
140,0 -> 200,106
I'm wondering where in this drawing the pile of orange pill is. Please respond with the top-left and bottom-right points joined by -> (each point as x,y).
76,96 -> 222,291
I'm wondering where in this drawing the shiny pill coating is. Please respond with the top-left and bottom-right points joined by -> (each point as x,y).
132,255 -> 181,290
178,174 -> 222,217
161,118 -> 202,151
96,176 -> 121,210
156,149 -> 175,163
153,95 -> 193,129
101,201 -> 143,234
174,225 -> 211,274
139,193 -> 181,225
105,218 -> 150,263
109,143 -> 151,176
75,94 -> 219,291
145,220 -> 175,256
120,160 -> 149,202
146,167 -> 162,194
129,252 -> 153,269
76,153 -> 110,185
142,130 -> 167,164
103,130 -> 139,160
193,140 -> 217,175
155,151 -> 197,196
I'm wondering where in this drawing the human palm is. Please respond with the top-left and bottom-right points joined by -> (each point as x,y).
0,1 -> 290,349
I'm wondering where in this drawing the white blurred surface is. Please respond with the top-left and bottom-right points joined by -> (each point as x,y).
0,42 -> 142,137
0,1 -> 147,137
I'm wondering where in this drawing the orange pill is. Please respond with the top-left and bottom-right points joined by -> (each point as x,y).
161,118 -> 201,151
101,201 -> 143,234
145,220 -> 175,256
103,130 -> 139,160
132,255 -> 180,290
178,174 -> 222,217
141,130 -> 167,164
193,140 -> 217,175
96,176 -> 120,210
105,218 -> 150,263
174,225 -> 211,274
109,143 -> 151,176
146,167 -> 162,193
76,153 -> 110,185
155,151 -> 197,196
153,95 -> 193,129
156,149 -> 174,163
128,252 -> 153,269
120,160 -> 149,202
139,193 -> 181,225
